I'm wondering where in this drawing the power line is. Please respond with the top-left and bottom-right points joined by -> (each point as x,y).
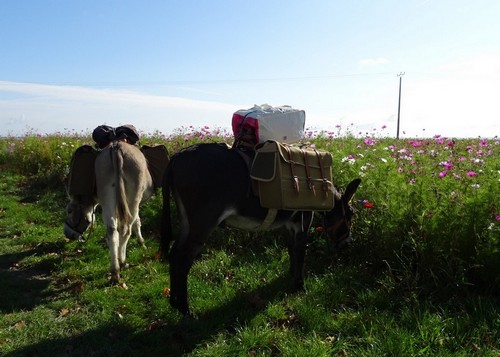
18,72 -> 401,87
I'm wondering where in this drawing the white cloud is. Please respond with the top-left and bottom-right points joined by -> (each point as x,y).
358,58 -> 390,67
0,81 -> 240,136
438,54 -> 500,76
0,81 -> 235,111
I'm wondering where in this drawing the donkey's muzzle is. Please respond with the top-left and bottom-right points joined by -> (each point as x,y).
63,221 -> 86,240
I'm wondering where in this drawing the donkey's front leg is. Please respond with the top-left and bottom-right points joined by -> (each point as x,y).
286,212 -> 313,292
287,231 -> 307,292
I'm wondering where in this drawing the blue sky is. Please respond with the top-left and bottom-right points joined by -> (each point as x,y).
1,0 -> 499,137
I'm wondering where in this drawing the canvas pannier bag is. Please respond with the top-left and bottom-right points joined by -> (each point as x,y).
232,104 -> 305,147
140,144 -> 169,189
67,145 -> 98,196
250,141 -> 334,211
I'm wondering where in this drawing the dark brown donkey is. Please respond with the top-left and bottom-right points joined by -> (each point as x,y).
160,143 -> 361,316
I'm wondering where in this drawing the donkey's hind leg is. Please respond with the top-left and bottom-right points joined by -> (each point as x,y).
169,220 -> 215,316
132,215 -> 146,248
117,223 -> 133,271
105,220 -> 121,284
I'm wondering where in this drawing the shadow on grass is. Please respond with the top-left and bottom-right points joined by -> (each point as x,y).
5,274 -> 292,356
0,242 -> 67,313
0,250 -> 52,313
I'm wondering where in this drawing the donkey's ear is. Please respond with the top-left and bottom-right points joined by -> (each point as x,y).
343,178 -> 361,202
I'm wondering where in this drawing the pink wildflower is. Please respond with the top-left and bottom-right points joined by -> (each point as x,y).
439,161 -> 453,170
364,137 -> 374,146
438,171 -> 447,179
479,139 -> 488,147
467,171 -> 478,177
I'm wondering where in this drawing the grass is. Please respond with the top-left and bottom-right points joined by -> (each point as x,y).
0,128 -> 498,356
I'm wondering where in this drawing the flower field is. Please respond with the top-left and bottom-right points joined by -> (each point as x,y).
0,127 -> 498,355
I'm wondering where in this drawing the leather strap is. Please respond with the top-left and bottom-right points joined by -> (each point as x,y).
301,148 -> 315,195
314,149 -> 330,195
284,145 -> 299,192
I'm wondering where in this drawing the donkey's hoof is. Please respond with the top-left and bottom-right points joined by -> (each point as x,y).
109,273 -> 121,285
170,297 -> 192,317
289,283 -> 306,294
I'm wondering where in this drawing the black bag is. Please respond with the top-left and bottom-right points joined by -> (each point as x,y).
67,145 -> 98,196
141,145 -> 170,189
92,124 -> 140,149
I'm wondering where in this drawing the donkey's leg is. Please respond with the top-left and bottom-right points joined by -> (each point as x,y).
105,218 -> 121,284
118,223 -> 133,270
169,235 -> 205,316
169,216 -> 216,316
132,215 -> 146,248
286,231 -> 307,292
286,212 -> 313,292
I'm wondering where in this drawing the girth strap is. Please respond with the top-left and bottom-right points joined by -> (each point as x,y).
259,208 -> 278,230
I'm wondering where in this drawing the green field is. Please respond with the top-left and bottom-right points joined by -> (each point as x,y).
0,128 -> 498,356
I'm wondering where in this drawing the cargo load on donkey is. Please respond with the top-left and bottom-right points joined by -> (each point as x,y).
67,124 -> 169,198
231,105 -> 334,212
232,104 -> 305,149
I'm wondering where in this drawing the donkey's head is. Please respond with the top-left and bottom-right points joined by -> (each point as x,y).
64,194 -> 97,240
323,178 -> 361,249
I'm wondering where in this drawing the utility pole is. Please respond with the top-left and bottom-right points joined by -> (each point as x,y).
396,72 -> 405,139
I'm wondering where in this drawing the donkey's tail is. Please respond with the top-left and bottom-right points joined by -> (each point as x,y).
159,160 -> 174,260
112,142 -> 132,227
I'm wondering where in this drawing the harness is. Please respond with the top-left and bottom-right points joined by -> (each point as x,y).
322,200 -> 353,248
64,203 -> 96,241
